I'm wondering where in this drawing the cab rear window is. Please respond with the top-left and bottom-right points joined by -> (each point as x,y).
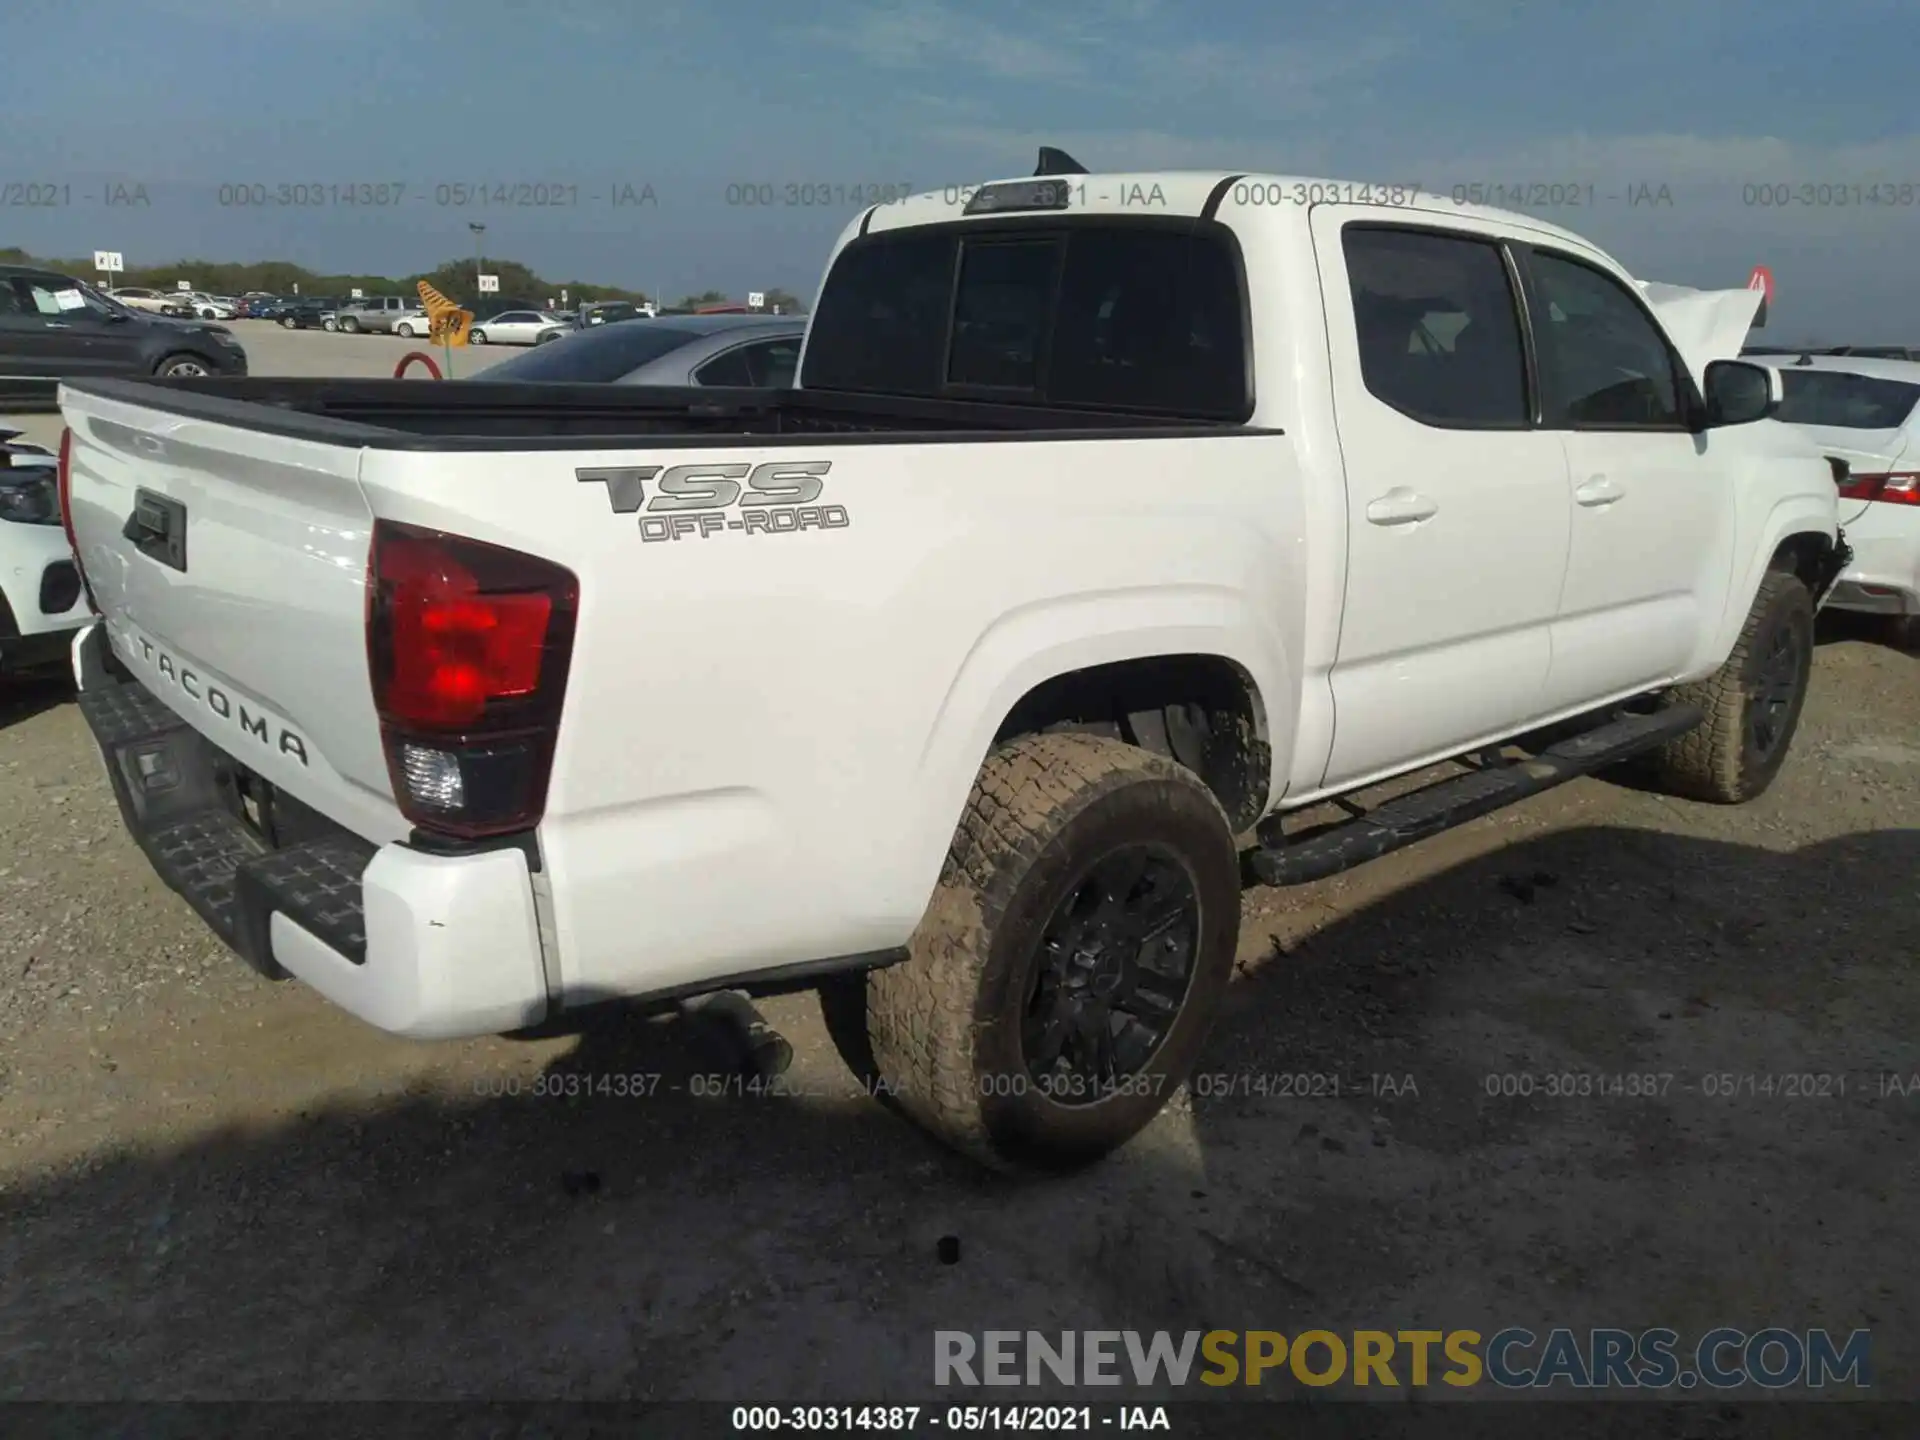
802,221 -> 1250,420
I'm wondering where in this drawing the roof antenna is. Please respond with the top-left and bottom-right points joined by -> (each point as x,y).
1035,147 -> 1088,176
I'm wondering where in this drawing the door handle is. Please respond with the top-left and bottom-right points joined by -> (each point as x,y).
1575,475 -> 1624,507
1365,488 -> 1438,526
44,322 -> 72,329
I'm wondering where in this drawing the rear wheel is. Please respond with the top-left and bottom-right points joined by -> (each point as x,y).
1645,570 -> 1814,803
396,323 -> 415,338
856,733 -> 1241,1173
279,316 -> 297,329
1888,615 -> 1920,652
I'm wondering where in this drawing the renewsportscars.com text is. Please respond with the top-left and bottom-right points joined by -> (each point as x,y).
934,1328 -> 1872,1390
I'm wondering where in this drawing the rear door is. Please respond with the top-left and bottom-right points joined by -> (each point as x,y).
1774,366 -> 1920,524
1521,245 -> 1734,705
1310,212 -> 1572,788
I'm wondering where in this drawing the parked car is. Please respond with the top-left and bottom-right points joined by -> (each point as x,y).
0,428 -> 93,677
186,293 -> 238,321
336,296 -> 429,335
1747,344 -> 1920,362
483,313 -> 805,384
0,265 -> 249,406
56,163 -> 1844,1174
260,297 -> 337,330
1770,354 -> 1920,647
466,309 -> 568,345
108,287 -> 174,314
571,300 -> 647,330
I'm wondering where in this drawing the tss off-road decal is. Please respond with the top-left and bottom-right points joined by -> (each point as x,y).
577,460 -> 850,543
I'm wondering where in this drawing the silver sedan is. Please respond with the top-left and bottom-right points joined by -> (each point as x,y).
466,309 -> 568,346
476,314 -> 806,385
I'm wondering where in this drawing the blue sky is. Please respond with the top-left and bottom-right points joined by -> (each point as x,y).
7,0 -> 1919,334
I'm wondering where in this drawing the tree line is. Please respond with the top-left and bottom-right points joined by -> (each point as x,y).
0,247 -> 807,313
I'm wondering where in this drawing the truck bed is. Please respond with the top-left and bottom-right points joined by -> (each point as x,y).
60,377 -> 1256,450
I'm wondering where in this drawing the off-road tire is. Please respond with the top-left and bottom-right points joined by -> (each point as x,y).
860,733 -> 1241,1173
1646,570 -> 1814,803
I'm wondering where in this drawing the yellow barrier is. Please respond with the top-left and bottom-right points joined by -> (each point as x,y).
416,281 -> 473,347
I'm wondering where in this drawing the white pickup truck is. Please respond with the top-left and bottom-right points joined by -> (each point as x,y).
56,163 -> 1847,1173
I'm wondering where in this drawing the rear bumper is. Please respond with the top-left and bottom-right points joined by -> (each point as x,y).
74,628 -> 550,1038
1,519 -> 92,639
1827,515 -> 1919,615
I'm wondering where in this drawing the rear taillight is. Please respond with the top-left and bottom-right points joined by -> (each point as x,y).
366,521 -> 579,839
56,428 -> 100,612
1838,471 -> 1920,506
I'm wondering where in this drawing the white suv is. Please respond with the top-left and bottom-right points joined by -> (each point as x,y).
1771,353 -> 1920,646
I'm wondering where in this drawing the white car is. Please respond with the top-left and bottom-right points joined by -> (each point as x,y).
57,162 -> 1844,1173
187,293 -> 238,320
0,430 -> 93,678
1770,354 -> 1920,646
467,309 -> 566,345
108,287 -> 188,316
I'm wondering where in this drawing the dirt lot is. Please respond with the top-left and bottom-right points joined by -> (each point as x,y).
0,597 -> 1916,1406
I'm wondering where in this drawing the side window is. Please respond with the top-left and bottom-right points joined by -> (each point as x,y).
1342,226 -> 1529,427
693,345 -> 754,387
1527,251 -> 1684,428
0,281 -> 29,316
743,338 -> 801,387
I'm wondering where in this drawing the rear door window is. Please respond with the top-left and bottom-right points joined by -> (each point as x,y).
1341,226 -> 1530,428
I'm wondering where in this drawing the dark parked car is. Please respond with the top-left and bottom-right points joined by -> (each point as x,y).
479,313 -> 805,386
571,300 -> 647,330
0,266 -> 249,405
252,296 -> 337,329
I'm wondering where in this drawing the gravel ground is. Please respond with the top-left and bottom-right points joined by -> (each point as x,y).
1,344 -> 1916,1410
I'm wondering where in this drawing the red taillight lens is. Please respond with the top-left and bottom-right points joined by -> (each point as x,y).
376,535 -> 553,727
367,522 -> 579,838
1839,471 -> 1920,506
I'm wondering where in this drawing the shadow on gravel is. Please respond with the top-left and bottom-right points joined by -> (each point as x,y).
1816,608 -> 1915,652
0,673 -> 71,733
0,827 -> 1914,1415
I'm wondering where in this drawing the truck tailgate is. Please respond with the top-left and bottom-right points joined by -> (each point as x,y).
61,383 -> 407,843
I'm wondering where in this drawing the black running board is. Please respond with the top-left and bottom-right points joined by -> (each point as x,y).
1245,704 -> 1703,887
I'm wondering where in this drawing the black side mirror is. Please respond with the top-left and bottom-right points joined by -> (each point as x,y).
1701,358 -> 1781,428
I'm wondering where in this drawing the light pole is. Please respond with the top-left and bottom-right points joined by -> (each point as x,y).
469,222 -> 486,303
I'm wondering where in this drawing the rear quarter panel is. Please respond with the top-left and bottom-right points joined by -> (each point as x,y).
359,432 -> 1305,1004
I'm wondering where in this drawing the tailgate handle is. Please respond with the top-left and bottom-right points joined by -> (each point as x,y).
124,488 -> 189,572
